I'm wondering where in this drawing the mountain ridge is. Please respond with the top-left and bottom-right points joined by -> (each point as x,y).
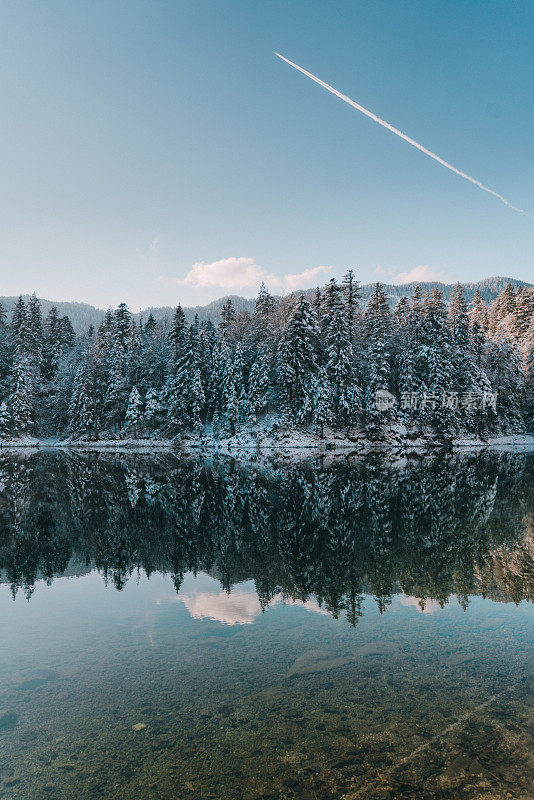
1,276 -> 530,333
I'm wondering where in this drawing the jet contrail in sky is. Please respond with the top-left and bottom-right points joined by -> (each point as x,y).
274,52 -> 532,220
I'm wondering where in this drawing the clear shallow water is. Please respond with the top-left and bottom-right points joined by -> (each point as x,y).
0,451 -> 532,800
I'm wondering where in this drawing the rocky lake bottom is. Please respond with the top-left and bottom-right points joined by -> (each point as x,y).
0,450 -> 532,799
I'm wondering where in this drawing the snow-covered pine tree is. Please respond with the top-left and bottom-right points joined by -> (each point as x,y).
469,288 -> 489,331
394,295 -> 410,329
189,369 -> 206,430
219,298 -> 236,340
134,315 -> 165,394
125,386 -> 143,433
319,278 -> 343,323
277,295 -> 320,421
68,362 -> 97,438
363,283 -> 393,440
224,378 -> 239,436
26,294 -> 44,367
198,320 -> 217,397
449,283 -> 470,347
407,284 -> 426,346
514,287 -> 534,349
324,296 -> 355,423
342,269 -> 361,345
0,303 -> 11,395
218,341 -> 245,435
248,347 -> 270,422
489,283 -> 516,333
104,353 -> 128,433
59,316 -> 75,348
469,289 -> 489,363
168,305 -> 187,369
301,366 -> 332,435
113,302 -> 133,352
0,400 -> 11,436
419,288 -> 456,441
11,296 -> 29,355
485,337 -> 525,432
449,284 -> 496,435
42,306 -> 62,381
10,356 -> 34,436
167,318 -> 206,430
144,387 -> 161,429
524,335 -> 534,430
255,282 -> 276,320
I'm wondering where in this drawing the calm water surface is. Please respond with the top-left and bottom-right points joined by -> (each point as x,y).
0,451 -> 532,800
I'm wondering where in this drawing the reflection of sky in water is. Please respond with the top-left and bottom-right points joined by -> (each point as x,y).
165,574 -> 330,624
1,568 -> 532,800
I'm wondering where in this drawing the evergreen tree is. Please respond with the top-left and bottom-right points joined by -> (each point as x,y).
248,348 -> 270,421
490,283 -> 516,332
449,283 -> 469,347
255,282 -> 276,318
342,269 -> 361,344
419,288 -> 456,441
514,287 -> 534,342
42,306 -> 62,380
363,283 -> 393,439
104,354 -> 128,432
144,387 -> 162,429
59,316 -> 75,348
0,400 -> 11,436
277,296 -> 320,420
68,361 -> 97,438
113,303 -> 133,352
168,305 -> 187,368
125,386 -> 143,432
469,288 -> 489,332
219,299 -> 236,339
324,298 -> 355,422
26,294 -> 44,364
469,289 -> 489,362
11,296 -> 28,354
0,303 -> 11,393
10,356 -> 34,436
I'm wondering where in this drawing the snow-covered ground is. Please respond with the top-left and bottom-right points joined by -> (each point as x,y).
1,428 -> 533,455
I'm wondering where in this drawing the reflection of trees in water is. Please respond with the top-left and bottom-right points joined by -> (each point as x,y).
0,452 -> 532,621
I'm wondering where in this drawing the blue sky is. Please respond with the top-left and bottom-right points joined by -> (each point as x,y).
0,0 -> 532,310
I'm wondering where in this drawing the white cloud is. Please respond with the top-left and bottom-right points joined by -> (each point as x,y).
281,265 -> 330,291
392,265 -> 448,284
180,588 -> 262,625
178,256 -> 331,294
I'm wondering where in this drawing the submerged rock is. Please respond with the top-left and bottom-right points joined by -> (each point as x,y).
132,722 -> 147,731
354,641 -> 397,657
286,650 -> 353,677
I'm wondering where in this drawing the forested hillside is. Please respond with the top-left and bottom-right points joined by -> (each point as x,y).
1,277 -> 530,331
0,274 -> 532,443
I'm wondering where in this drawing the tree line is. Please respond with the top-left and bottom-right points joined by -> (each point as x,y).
0,274 -> 532,441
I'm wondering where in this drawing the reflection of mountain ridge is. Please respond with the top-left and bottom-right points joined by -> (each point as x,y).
0,452 -> 532,623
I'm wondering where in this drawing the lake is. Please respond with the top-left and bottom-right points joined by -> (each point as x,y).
0,450 -> 532,800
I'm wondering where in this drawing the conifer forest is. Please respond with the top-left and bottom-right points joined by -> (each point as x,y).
0,276 -> 533,444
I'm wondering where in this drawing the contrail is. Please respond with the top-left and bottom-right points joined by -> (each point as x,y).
274,52 -> 532,220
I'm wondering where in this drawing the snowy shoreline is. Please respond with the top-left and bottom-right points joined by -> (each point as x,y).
1,431 -> 533,455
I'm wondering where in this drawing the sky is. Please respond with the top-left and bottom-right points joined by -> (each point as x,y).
0,0 -> 532,311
